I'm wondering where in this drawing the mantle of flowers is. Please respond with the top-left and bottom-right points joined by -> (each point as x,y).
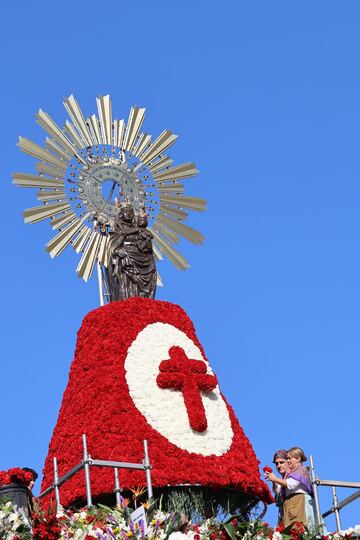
42,298 -> 272,506
1,498 -> 360,540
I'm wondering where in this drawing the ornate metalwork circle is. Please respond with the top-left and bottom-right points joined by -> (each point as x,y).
66,147 -> 156,228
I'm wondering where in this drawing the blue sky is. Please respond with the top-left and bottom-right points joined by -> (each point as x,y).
1,0 -> 360,529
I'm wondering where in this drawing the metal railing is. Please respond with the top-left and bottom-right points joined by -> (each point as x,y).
310,455 -> 360,533
39,434 -> 153,509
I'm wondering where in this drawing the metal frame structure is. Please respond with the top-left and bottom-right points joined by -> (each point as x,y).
14,94 -> 206,285
39,434 -> 153,509
310,455 -> 360,532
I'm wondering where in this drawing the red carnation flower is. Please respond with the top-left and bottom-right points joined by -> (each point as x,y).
8,467 -> 34,486
262,466 -> 273,473
0,470 -> 11,486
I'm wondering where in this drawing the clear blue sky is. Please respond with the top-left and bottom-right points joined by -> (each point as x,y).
1,0 -> 360,529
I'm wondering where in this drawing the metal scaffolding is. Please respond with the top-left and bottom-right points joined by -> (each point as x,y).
39,434 -> 153,510
310,454 -> 360,532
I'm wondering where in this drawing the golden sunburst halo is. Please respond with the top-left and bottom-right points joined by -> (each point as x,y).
13,95 -> 206,284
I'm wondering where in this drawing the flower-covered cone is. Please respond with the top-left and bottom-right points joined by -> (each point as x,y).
41,298 -> 272,506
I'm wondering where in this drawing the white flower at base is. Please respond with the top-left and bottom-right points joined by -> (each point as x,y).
169,532 -> 191,540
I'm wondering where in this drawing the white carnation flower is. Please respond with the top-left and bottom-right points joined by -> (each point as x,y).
73,528 -> 86,539
273,532 -> 283,540
168,532 -> 189,540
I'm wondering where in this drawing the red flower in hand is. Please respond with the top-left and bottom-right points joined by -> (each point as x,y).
262,466 -> 273,473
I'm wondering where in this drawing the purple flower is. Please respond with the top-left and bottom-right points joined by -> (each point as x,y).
106,526 -> 116,538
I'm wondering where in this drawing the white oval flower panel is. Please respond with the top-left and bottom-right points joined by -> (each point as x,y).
125,322 -> 234,456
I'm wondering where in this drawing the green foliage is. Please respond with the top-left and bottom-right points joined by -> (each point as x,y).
152,486 -> 260,522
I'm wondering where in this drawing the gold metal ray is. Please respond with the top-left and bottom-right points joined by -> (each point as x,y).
36,109 -> 83,162
159,195 -> 207,212
152,221 -> 180,245
113,119 -> 119,148
151,230 -> 190,271
158,214 -> 204,245
12,173 -> 63,189
148,156 -> 173,174
97,235 -> 109,267
37,190 -> 66,202
159,204 -> 188,220
35,162 -> 65,178
132,133 -> 151,158
156,272 -> 164,287
73,226 -> 91,253
23,202 -> 71,224
46,216 -> 87,258
18,137 -> 66,169
116,119 -> 125,148
154,162 -> 199,182
64,95 -> 93,147
45,137 -> 72,161
136,130 -> 178,167
156,183 -> 184,193
89,115 -> 102,145
51,211 -> 77,230
152,244 -> 163,260
97,95 -> 112,145
76,231 -> 102,281
64,120 -> 84,150
123,107 -> 146,152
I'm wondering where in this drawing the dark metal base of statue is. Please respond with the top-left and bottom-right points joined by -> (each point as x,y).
104,204 -> 157,301
0,483 -> 30,514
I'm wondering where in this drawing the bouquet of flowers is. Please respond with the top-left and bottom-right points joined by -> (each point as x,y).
0,499 -> 31,540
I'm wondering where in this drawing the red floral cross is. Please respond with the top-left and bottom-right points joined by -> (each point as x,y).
156,346 -> 218,432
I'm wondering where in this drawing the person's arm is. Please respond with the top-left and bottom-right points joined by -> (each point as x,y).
265,472 -> 287,487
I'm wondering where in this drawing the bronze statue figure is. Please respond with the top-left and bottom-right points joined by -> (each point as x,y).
105,203 -> 157,301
